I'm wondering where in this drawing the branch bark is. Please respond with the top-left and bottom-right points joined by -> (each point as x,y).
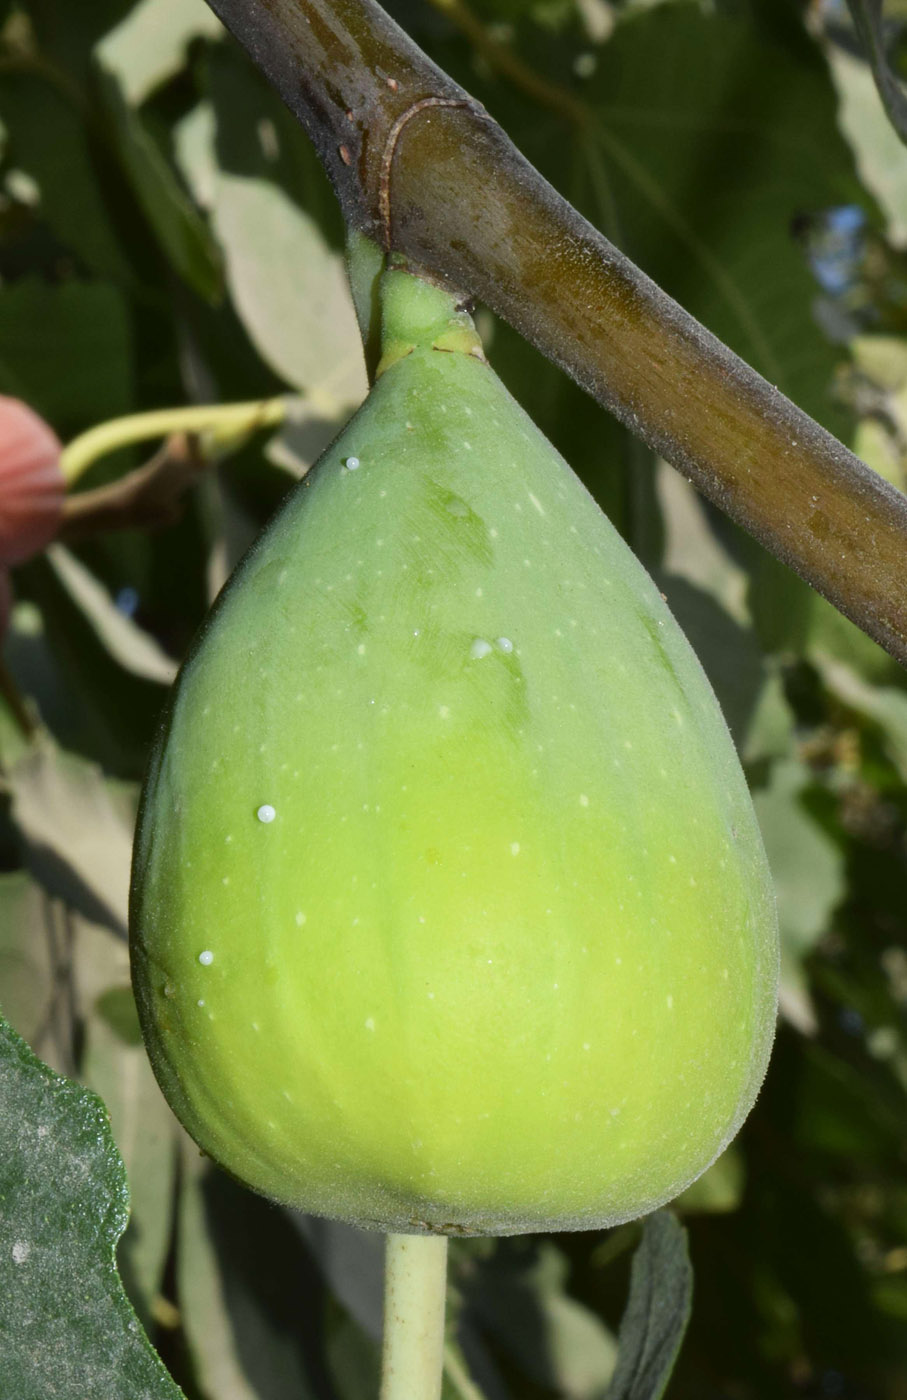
204,0 -> 907,667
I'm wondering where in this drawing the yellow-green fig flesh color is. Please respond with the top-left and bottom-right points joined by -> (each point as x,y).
130,268 -> 778,1236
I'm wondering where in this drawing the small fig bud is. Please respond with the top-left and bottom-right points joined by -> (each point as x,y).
0,397 -> 65,567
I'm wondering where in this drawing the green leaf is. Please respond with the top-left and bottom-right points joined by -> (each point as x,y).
674,1146 -> 745,1215
46,546 -> 178,688
177,1153 -> 324,1400
324,1308 -> 381,1400
95,66 -> 222,303
829,39 -> 907,244
752,757 -> 846,1035
0,872 -> 58,1062
292,1213 -> 384,1340
0,1010 -> 184,1399
457,1238 -> 617,1400
572,6 -> 864,439
14,550 -> 172,778
97,0 -> 223,106
0,73 -> 132,282
812,653 -> 907,782
177,45 -> 366,403
75,919 -> 178,1328
754,758 -> 847,956
0,278 -> 133,435
846,0 -> 907,146
6,739 -> 134,935
604,1212 -> 693,1400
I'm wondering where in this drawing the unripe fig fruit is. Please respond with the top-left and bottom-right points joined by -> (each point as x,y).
0,397 -> 64,566
131,268 -> 778,1235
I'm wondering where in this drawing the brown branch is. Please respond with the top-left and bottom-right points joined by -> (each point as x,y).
204,0 -> 907,667
58,434 -> 208,543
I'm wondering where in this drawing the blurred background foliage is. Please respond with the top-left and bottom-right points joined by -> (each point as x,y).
0,0 -> 906,1395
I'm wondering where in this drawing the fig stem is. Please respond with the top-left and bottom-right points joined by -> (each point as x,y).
380,1232 -> 449,1400
59,398 -> 288,485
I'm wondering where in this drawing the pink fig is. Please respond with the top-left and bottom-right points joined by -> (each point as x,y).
0,397 -> 65,566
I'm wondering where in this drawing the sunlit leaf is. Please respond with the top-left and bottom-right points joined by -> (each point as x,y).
0,872 -> 58,1061
458,1238 -> 617,1400
46,547 -> 177,687
75,918 -> 178,1327
97,0 -> 223,105
828,39 -> 907,243
177,1152 -> 323,1400
6,739 -> 134,935
175,46 -> 367,404
814,650 -> 907,782
846,0 -> 907,145
675,1146 -> 745,1215
753,757 -> 846,1034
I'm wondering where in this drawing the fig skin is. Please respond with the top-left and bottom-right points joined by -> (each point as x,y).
0,397 -> 64,567
130,269 -> 778,1236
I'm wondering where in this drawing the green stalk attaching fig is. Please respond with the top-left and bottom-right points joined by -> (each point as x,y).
60,398 -> 288,485
130,255 -> 779,1397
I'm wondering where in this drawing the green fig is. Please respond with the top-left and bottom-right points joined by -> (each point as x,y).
130,265 -> 778,1235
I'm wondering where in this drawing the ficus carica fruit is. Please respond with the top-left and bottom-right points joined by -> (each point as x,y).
130,262 -> 778,1236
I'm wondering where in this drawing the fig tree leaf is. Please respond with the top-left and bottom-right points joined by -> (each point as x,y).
460,1240 -> 617,1399
75,919 -> 178,1328
0,1011 -> 184,1399
577,6 -> 863,437
46,546 -> 178,688
846,0 -> 907,145
324,1310 -> 381,1400
0,279 -> 133,435
291,1213 -> 384,1340
97,0 -> 223,105
753,759 -> 847,956
0,872 -> 58,1062
95,66 -> 222,304
655,464 -> 748,627
657,575 -> 764,750
604,1212 -> 692,1400
6,740 -> 133,935
828,39 -> 907,244
0,74 -> 131,282
15,551 -> 171,778
177,1152 -> 322,1400
812,654 -> 907,781
752,757 -> 846,1035
674,1145 -> 745,1216
178,46 -> 367,404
